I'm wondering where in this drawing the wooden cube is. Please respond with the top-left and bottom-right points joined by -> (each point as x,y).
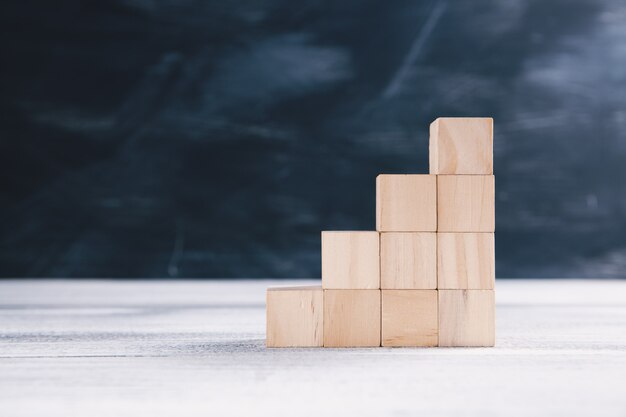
438,290 -> 495,347
376,175 -> 437,232
266,286 -> 323,347
429,117 -> 493,175
437,175 -> 495,232
321,231 -> 380,289
382,290 -> 438,347
438,233 -> 495,289
380,233 -> 436,289
324,290 -> 381,347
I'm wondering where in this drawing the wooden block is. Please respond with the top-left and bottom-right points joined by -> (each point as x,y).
438,290 -> 495,347
437,175 -> 495,232
266,286 -> 323,347
380,232 -> 436,289
376,174 -> 437,232
321,231 -> 380,289
429,117 -> 493,174
438,233 -> 495,289
382,290 -> 438,347
324,290 -> 381,347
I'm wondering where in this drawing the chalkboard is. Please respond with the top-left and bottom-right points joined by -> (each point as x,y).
1,0 -> 625,278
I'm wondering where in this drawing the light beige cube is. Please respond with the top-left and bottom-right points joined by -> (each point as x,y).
376,174 -> 437,232
321,231 -> 380,289
266,286 -> 323,347
382,290 -> 438,347
324,290 -> 381,347
438,233 -> 495,289
429,117 -> 493,174
438,289 -> 495,347
380,232 -> 436,289
437,175 -> 495,232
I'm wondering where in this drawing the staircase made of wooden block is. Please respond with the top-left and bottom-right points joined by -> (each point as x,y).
266,117 -> 495,348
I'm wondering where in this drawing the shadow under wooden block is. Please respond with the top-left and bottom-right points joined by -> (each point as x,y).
321,231 -> 379,289
438,290 -> 495,347
266,286 -> 323,348
429,117 -> 493,175
324,290 -> 381,347
438,233 -> 495,289
437,175 -> 495,232
382,290 -> 438,347
376,174 -> 437,232
380,232 -> 436,289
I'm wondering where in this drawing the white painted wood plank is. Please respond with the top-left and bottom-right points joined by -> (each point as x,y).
0,279 -> 625,417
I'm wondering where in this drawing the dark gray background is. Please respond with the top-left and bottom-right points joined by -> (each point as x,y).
1,0 -> 625,278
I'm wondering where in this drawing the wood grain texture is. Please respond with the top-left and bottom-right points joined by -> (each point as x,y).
429,117 -> 493,174
438,233 -> 495,289
380,232 -> 436,289
324,290 -> 381,347
376,174 -> 437,232
266,286 -> 323,347
4,280 -> 626,416
382,290 -> 438,347
437,175 -> 495,232
321,231 -> 380,289
438,289 -> 495,347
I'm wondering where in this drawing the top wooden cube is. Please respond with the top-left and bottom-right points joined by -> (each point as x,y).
429,117 -> 493,175
376,175 -> 437,232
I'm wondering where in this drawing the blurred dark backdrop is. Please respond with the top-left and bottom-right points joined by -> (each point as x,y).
1,0 -> 625,278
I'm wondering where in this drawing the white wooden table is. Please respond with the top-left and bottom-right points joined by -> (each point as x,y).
1,279 -> 625,416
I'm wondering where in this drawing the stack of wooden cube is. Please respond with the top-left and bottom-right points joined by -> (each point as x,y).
267,117 -> 495,348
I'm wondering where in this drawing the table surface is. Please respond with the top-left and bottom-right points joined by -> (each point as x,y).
1,279 -> 625,417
